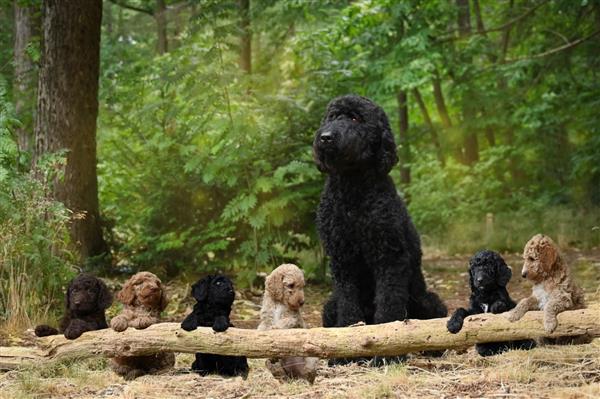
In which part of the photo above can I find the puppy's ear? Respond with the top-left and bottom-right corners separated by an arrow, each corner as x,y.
117,279 -> 136,306
376,122 -> 398,175
497,264 -> 512,287
265,271 -> 284,302
538,236 -> 558,272
65,279 -> 74,311
96,278 -> 113,310
192,277 -> 210,303
468,266 -> 475,290
159,285 -> 169,311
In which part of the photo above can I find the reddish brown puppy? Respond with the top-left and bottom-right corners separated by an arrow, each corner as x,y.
110,272 -> 175,380
505,234 -> 585,333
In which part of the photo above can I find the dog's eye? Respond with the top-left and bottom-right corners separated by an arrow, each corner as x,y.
215,281 -> 221,286
286,283 -> 295,289
528,257 -> 535,262
351,117 -> 360,123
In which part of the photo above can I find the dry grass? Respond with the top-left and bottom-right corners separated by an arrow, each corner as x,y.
1,339 -> 598,399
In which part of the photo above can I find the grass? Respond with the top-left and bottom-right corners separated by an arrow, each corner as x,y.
1,341 -> 598,398
0,249 -> 598,398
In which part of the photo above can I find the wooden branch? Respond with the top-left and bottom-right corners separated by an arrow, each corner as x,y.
108,0 -> 154,16
2,305 -> 599,370
505,29 -> 600,62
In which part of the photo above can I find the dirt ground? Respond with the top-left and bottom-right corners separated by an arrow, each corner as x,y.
1,249 -> 599,398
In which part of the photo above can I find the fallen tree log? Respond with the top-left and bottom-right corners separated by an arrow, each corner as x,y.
1,305 -> 598,370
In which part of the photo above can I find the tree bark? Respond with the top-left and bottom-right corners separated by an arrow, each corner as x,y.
412,88 -> 445,166
432,78 -> 452,129
34,0 -> 108,260
13,0 -> 39,154
456,0 -> 479,165
155,0 -> 168,54
2,305 -> 598,370
397,90 -> 410,185
239,0 -> 251,73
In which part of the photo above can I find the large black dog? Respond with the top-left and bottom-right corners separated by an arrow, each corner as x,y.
181,275 -> 249,377
447,250 -> 536,356
314,95 -> 447,334
35,273 -> 112,340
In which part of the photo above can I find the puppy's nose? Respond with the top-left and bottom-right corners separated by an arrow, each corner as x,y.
320,131 -> 333,144
299,299 -> 305,306
476,277 -> 483,284
521,271 -> 528,278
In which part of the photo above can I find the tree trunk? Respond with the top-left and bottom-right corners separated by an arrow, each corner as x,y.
397,90 -> 410,185
432,78 -> 452,129
412,88 -> 445,166
239,0 -> 251,73
155,0 -> 168,54
13,0 -> 39,154
34,0 -> 108,261
2,306 -> 598,370
456,0 -> 479,165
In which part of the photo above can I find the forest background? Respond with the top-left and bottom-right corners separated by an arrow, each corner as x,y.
0,0 -> 599,327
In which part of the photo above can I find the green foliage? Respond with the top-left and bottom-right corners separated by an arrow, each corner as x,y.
0,76 -> 76,330
91,0 -> 600,285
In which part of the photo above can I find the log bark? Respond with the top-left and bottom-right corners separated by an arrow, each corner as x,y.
1,306 -> 598,370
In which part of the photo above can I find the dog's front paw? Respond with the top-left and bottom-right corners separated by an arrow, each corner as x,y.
504,311 -> 519,322
110,316 -> 128,332
489,302 -> 506,314
64,320 -> 87,339
213,317 -> 229,332
446,318 -> 463,334
544,317 -> 558,333
135,316 -> 155,329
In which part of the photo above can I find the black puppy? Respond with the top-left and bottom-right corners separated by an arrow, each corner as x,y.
447,250 -> 536,356
181,275 -> 249,377
35,273 -> 112,340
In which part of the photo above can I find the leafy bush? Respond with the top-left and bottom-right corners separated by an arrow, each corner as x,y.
0,77 -> 76,331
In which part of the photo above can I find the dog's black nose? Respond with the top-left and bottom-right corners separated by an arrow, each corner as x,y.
320,131 -> 333,144
521,271 -> 527,278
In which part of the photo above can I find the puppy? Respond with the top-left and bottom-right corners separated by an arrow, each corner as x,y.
35,273 -> 112,340
181,275 -> 248,377
447,250 -> 535,356
258,264 -> 319,383
110,272 -> 175,380
505,234 -> 586,335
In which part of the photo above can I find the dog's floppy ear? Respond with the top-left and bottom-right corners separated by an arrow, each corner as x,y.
96,278 -> 113,310
117,278 -> 136,306
192,277 -> 210,303
376,118 -> 399,175
65,278 -> 75,311
537,235 -> 558,272
159,284 -> 169,311
265,270 -> 284,302
497,264 -> 512,287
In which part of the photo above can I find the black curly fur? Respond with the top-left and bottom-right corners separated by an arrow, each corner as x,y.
181,275 -> 248,377
34,273 -> 112,340
447,250 -> 536,356
313,95 -> 447,363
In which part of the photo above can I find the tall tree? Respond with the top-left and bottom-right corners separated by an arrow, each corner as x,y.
239,0 -> 251,73
397,90 -> 410,185
456,0 -> 479,165
34,0 -> 108,261
155,0 -> 168,54
13,0 -> 39,154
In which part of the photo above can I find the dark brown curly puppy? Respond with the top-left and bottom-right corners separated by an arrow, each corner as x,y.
34,273 -> 112,340
110,272 -> 175,380
505,234 -> 586,334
